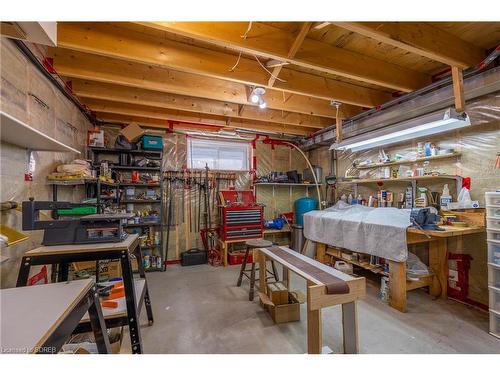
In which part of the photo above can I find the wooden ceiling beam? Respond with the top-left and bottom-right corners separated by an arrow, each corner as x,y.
268,22 -> 312,87
71,79 -> 330,129
137,21 -> 430,92
91,108 -> 314,136
56,22 -> 391,107
49,48 -> 360,118
332,22 -> 485,68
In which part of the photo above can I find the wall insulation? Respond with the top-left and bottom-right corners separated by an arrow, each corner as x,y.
1,39 -> 92,287
308,92 -> 500,306
160,134 -> 309,260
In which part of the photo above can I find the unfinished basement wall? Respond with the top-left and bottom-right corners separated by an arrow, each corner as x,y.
98,127 -> 309,261
160,135 -> 309,261
0,39 -> 92,288
310,92 -> 500,306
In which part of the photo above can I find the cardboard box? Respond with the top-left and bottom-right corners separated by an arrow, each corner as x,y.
120,123 -> 144,142
259,290 -> 305,324
267,282 -> 289,305
72,260 -> 121,281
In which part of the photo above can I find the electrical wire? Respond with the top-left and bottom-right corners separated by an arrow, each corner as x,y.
282,142 -> 323,208
229,52 -> 242,72
253,55 -> 287,83
241,22 -> 253,39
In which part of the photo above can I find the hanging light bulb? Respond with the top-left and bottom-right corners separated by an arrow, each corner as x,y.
250,93 -> 260,103
258,98 -> 267,109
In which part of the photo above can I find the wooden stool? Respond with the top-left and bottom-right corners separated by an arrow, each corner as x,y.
237,239 -> 279,301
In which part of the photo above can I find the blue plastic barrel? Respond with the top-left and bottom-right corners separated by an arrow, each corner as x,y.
294,197 -> 318,226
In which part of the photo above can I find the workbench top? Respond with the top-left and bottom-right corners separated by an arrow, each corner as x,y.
0,279 -> 94,353
407,225 -> 485,238
25,234 -> 139,256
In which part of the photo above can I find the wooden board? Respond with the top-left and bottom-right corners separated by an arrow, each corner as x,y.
25,234 -> 139,256
407,226 -> 484,238
0,279 -> 93,353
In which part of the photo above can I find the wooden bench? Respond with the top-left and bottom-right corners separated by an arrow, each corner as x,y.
257,246 -> 366,354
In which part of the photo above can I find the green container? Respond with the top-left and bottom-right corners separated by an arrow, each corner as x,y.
57,206 -> 97,215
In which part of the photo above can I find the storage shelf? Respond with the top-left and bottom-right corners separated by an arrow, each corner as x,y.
124,222 -> 162,228
337,174 -> 460,185
88,147 -> 162,156
325,250 -> 389,276
1,111 -> 80,153
254,183 -> 322,187
47,178 -> 118,187
111,166 -> 161,171
120,199 -> 161,204
119,183 -> 161,187
355,152 -> 462,170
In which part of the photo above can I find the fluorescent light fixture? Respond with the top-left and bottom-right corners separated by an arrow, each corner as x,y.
330,109 -> 471,152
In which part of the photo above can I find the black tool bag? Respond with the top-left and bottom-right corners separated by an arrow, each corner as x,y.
114,134 -> 137,150
181,249 -> 208,266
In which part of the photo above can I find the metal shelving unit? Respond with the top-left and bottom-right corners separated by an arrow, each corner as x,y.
88,146 -> 165,271
47,178 -> 120,215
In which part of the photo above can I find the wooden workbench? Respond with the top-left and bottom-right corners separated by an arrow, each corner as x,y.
219,227 -> 291,267
258,246 -> 366,354
316,225 -> 485,312
1,279 -> 110,354
16,234 -> 154,354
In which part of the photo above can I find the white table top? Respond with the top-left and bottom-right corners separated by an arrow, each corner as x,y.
0,279 -> 94,353
80,279 -> 146,322
25,234 -> 139,256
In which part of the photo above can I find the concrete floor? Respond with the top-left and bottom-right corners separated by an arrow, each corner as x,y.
125,264 -> 500,354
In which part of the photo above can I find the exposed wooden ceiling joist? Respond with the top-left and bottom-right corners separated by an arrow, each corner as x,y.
94,110 -> 314,136
71,79 -> 330,129
268,22 -> 312,87
56,22 -> 391,107
49,48 -> 360,118
137,21 -> 430,92
332,22 -> 485,68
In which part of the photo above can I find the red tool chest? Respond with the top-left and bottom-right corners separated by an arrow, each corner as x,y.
220,190 -> 263,241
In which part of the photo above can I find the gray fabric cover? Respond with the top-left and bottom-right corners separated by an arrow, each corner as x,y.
303,201 -> 411,262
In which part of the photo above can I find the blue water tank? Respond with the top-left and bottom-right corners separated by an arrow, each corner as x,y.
294,197 -> 318,226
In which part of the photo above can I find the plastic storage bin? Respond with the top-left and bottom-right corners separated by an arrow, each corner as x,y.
490,309 -> 500,339
486,206 -> 500,219
487,229 -> 500,241
487,217 -> 500,231
489,285 -> 500,312
142,135 -> 163,150
489,263 -> 500,288
486,192 -> 500,206
488,240 -> 500,265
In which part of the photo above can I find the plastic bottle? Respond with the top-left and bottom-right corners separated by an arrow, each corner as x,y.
440,184 -> 452,210
347,193 -> 353,204
340,194 -> 347,203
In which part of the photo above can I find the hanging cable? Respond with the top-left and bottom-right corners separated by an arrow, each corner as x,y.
241,22 -> 253,39
229,52 -> 242,72
282,142 -> 323,209
254,55 -> 287,83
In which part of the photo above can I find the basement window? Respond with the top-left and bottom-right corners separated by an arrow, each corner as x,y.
187,138 -> 250,171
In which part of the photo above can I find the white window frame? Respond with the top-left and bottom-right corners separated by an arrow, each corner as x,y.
187,137 -> 251,171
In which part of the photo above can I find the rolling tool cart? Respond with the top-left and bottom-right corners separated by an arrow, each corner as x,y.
219,190 -> 263,241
